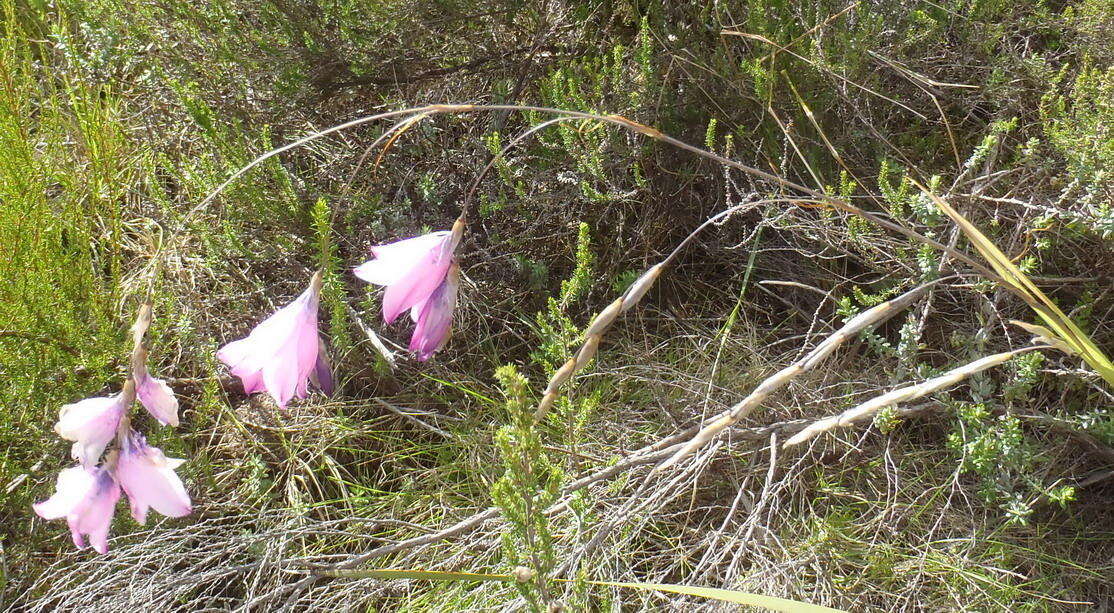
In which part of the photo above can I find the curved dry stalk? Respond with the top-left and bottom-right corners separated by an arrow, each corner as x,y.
332,115 -> 437,228
179,103 -> 1001,282
532,198 -> 812,422
165,105 -> 1018,396
655,278 -> 949,471
154,104 -> 1031,427
460,115 -> 592,221
783,345 -> 1047,448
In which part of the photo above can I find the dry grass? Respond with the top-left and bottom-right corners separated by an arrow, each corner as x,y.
4,1 -> 1114,611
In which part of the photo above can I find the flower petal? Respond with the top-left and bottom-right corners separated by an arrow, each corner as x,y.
218,276 -> 322,408
409,263 -> 459,361
381,245 -> 452,323
409,298 -> 427,323
33,466 -> 95,520
216,336 -> 262,377
35,465 -> 119,554
310,337 -> 335,396
239,369 -> 266,395
117,433 -> 191,524
72,470 -> 120,554
353,231 -> 449,286
261,349 -> 301,408
54,395 -> 125,466
136,374 -> 179,427
353,231 -> 455,324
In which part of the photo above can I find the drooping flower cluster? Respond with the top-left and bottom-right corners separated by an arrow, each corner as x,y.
36,219 -> 467,554
355,219 -> 463,360
34,333 -> 190,554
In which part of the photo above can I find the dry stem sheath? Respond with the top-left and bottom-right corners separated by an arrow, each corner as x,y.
532,266 -> 665,422
530,202 -> 786,422
783,346 -> 1045,447
116,302 -> 155,445
656,279 -> 946,470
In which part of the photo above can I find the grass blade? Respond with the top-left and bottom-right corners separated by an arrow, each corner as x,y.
586,579 -> 845,612
321,568 -> 515,582
919,188 -> 1114,386
318,568 -> 846,611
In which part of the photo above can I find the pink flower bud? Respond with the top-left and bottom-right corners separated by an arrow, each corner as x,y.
135,369 -> 179,427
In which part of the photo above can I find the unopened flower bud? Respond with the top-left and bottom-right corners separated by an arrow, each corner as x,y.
512,566 -> 535,582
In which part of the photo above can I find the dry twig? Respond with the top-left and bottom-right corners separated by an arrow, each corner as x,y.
657,278 -> 948,470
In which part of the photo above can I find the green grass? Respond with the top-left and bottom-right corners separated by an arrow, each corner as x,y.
1,1 -> 129,540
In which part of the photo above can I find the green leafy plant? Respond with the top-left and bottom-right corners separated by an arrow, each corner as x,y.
490,364 -> 563,611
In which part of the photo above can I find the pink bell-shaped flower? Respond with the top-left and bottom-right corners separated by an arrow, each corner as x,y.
133,351 -> 179,427
115,431 -> 191,524
409,261 -> 460,361
217,272 -> 332,408
54,394 -> 127,466
33,465 -> 121,554
354,220 -> 463,324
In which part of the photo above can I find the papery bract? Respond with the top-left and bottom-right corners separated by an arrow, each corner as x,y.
309,337 -> 335,396
354,222 -> 462,324
116,432 -> 191,524
216,273 -> 331,408
33,465 -> 120,554
409,262 -> 460,361
54,395 -> 127,466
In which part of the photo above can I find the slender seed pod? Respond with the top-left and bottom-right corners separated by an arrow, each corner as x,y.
575,334 -> 601,370
620,264 -> 663,312
586,299 -> 624,337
